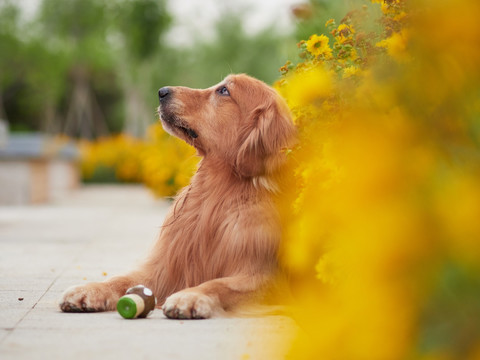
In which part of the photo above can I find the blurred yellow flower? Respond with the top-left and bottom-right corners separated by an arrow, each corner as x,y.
278,66 -> 332,108
342,65 -> 359,78
335,24 -> 355,44
376,29 -> 410,62
315,252 -> 340,284
325,19 -> 335,27
274,0 -> 480,358
79,123 -> 198,197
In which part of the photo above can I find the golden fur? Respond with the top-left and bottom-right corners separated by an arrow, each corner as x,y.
60,74 -> 296,318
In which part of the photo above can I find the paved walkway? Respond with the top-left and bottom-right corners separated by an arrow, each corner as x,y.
0,185 -> 296,360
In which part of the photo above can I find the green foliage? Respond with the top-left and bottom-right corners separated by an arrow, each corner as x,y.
294,0 -> 378,41
418,262 -> 480,357
83,165 -> 118,183
24,39 -> 69,106
115,0 -> 172,61
168,12 -> 294,88
0,0 -> 293,134
0,1 -> 42,125
0,2 -> 22,89
38,0 -> 112,69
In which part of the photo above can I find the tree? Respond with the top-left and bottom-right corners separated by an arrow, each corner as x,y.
111,0 -> 172,137
37,0 -> 114,138
1,0 -> 293,136
0,1 -> 23,123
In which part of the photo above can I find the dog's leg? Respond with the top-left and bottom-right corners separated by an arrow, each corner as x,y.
162,275 -> 268,319
59,273 -> 143,312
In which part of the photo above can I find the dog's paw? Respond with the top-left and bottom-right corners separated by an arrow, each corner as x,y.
59,283 -> 117,313
162,291 -> 219,319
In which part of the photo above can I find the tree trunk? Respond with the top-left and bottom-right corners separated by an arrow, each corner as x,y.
124,86 -> 152,138
64,66 -> 109,139
42,99 -> 59,135
0,91 -> 7,122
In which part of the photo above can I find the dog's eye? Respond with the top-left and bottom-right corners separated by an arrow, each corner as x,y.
216,86 -> 230,96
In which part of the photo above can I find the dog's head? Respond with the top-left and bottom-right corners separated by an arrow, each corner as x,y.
158,74 -> 296,178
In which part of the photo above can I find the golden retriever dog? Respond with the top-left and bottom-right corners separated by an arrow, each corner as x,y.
60,74 -> 296,319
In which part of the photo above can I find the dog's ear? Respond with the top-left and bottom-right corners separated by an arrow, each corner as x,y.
234,99 -> 296,178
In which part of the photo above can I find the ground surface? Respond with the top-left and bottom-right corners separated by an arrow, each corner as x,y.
0,185 -> 296,360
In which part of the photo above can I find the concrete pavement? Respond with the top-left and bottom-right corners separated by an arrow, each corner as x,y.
0,185 -> 297,360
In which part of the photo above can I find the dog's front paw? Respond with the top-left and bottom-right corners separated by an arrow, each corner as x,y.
59,283 -> 117,312
162,291 -> 219,319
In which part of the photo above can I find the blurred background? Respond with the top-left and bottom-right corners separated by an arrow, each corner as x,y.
0,0 -> 360,204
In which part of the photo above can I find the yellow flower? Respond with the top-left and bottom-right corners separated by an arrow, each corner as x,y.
305,34 -> 333,59
325,19 -> 335,27
315,253 -> 340,284
376,29 -> 410,62
342,65 -> 359,78
279,66 -> 333,108
393,11 -> 407,21
78,123 -> 198,197
335,24 -> 355,44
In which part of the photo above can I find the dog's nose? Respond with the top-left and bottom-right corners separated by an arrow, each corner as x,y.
158,87 -> 170,101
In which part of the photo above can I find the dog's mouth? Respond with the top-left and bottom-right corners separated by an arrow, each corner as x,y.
179,125 -> 198,139
158,108 -> 198,140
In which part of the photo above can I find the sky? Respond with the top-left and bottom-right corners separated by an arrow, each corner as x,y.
166,0 -> 300,45
17,0 -> 301,45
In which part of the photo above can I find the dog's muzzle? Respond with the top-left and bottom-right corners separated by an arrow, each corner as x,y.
157,87 -> 198,139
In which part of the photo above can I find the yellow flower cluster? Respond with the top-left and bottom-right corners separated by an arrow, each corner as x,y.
79,124 -> 198,197
79,134 -> 144,183
141,124 -> 198,197
275,0 -> 480,358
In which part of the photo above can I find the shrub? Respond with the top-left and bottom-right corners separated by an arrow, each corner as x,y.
275,0 -> 480,358
79,124 -> 198,197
